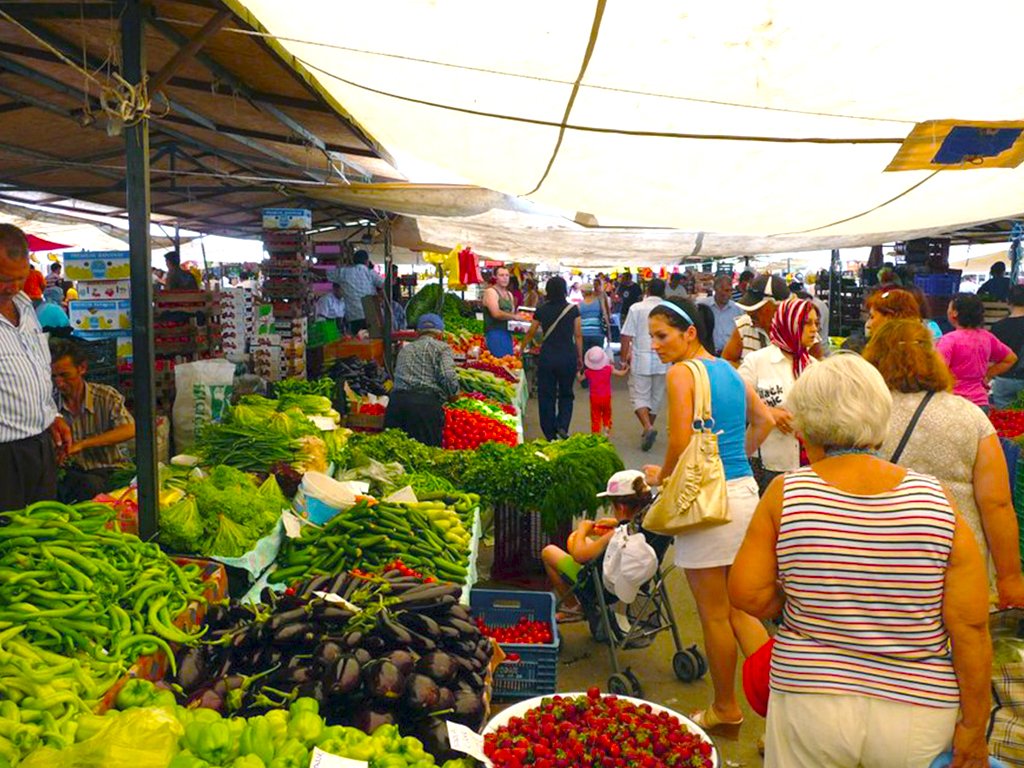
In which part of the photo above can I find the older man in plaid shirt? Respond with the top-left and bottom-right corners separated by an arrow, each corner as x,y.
384,313 -> 459,446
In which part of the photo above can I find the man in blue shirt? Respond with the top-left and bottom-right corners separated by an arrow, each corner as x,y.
978,261 -> 1012,302
699,275 -> 745,355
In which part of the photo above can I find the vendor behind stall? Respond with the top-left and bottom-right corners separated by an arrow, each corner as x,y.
384,313 -> 459,446
50,338 -> 135,502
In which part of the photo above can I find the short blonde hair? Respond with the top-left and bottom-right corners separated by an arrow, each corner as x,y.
785,353 -> 892,450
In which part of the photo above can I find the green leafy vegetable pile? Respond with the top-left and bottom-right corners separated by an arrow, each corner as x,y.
159,465 -> 288,557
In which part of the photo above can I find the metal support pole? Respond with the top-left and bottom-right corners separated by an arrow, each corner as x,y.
381,218 -> 394,369
122,0 -> 158,540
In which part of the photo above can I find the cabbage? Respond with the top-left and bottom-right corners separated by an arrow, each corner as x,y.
157,496 -> 206,553
207,514 -> 252,557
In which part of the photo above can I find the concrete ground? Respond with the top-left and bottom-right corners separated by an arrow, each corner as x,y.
477,367 -> 764,767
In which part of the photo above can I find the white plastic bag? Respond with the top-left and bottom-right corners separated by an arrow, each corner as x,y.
172,359 -> 235,454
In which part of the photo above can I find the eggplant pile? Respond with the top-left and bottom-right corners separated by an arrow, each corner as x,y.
172,571 -> 493,761
331,356 -> 390,397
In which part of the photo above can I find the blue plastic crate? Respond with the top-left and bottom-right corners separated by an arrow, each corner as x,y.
470,589 -> 558,700
914,272 -> 961,296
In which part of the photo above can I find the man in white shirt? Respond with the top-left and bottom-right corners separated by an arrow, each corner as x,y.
665,272 -> 688,299
698,275 -> 746,355
315,280 -> 346,328
620,278 -> 670,452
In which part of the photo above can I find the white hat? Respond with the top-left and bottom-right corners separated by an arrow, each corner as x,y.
596,469 -> 648,498
603,527 -> 658,604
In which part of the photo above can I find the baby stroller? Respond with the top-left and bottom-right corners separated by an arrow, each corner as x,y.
560,516 -> 708,698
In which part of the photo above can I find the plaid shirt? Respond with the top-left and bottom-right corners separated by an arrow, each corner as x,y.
392,335 -> 459,400
335,264 -> 383,321
58,382 -> 134,471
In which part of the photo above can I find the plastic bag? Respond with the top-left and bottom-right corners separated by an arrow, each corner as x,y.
19,707 -> 182,768
172,359 -> 235,454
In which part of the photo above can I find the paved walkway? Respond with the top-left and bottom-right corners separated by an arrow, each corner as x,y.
482,370 -> 764,766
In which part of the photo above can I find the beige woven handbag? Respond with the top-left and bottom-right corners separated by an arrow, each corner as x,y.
643,360 -> 730,536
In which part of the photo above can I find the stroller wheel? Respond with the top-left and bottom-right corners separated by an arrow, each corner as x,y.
673,649 -> 699,682
608,671 -> 641,697
690,645 -> 708,678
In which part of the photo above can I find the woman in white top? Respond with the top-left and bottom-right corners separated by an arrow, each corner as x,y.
739,298 -> 819,493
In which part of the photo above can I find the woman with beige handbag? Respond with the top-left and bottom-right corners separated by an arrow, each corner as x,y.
642,297 -> 775,732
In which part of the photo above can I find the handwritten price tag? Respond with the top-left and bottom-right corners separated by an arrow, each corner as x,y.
446,721 -> 492,766
309,747 -> 367,768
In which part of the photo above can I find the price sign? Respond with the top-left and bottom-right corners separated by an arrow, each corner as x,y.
309,747 -> 367,768
446,721 -> 492,766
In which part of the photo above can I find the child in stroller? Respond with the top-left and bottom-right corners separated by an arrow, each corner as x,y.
541,469 -> 652,624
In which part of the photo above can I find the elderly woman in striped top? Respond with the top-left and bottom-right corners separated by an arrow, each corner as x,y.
729,354 -> 991,768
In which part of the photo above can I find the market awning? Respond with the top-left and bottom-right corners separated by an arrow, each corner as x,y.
235,0 -> 1024,252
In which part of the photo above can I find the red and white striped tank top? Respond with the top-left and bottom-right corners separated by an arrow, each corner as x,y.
770,467 -> 959,708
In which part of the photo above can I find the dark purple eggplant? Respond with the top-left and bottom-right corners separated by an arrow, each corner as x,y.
354,706 -> 396,734
295,679 -> 327,706
445,617 -> 477,637
416,651 -> 457,684
377,613 -> 413,645
437,625 -> 460,641
316,640 -> 346,667
327,655 -> 361,696
452,690 -> 485,728
344,631 -> 364,649
465,672 -> 484,689
204,603 -> 230,630
448,604 -> 471,621
413,716 -> 458,762
176,646 -> 209,694
398,612 -> 441,639
312,602 -> 354,625
268,606 -> 310,631
300,574 -> 332,599
188,686 -> 226,713
272,622 -> 318,647
362,659 -> 405,701
436,687 -> 455,712
363,634 -> 388,654
353,648 -> 371,665
403,673 -> 440,713
272,664 -> 316,686
385,649 -> 416,676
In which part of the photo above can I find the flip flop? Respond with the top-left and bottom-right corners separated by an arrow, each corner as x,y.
641,429 -> 657,452
556,609 -> 585,624
690,706 -> 744,730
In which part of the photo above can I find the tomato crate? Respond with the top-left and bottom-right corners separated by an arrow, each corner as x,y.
470,589 -> 558,700
492,503 -> 572,579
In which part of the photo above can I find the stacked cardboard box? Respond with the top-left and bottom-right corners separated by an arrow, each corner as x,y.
66,251 -> 131,386
220,286 -> 254,363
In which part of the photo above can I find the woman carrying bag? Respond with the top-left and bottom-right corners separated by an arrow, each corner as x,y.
642,297 -> 774,731
522,276 -> 583,440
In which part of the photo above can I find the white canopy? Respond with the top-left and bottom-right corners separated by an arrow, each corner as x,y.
234,0 -> 1024,256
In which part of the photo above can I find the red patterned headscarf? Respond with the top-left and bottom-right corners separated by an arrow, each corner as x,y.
769,298 -> 816,379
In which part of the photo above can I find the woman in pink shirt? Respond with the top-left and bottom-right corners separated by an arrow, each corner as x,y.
936,293 -> 1017,410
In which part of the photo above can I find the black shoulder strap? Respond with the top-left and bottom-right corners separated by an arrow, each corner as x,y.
890,391 -> 935,463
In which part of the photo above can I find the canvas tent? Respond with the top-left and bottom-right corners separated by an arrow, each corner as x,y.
233,0 -> 1024,256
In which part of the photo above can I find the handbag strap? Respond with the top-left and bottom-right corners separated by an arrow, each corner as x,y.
541,303 -> 574,344
889,391 -> 934,463
682,359 -> 713,428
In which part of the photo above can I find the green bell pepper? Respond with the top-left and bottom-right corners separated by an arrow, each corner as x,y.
231,756 -> 267,768
263,709 -> 289,745
114,679 -> 158,710
395,736 -> 429,763
343,739 -> 378,762
286,711 -> 322,747
268,738 -> 308,768
316,724 -> 368,757
372,756 -> 409,768
184,720 -> 234,765
152,689 -> 179,709
167,751 -> 211,768
288,697 -> 319,718
370,724 -> 401,752
239,715 -> 276,764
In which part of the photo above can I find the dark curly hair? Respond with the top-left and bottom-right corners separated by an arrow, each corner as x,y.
950,293 -> 985,329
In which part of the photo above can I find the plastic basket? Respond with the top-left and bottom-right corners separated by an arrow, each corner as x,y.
72,335 -> 118,368
470,589 -> 558,700
492,503 -> 572,578
914,272 -> 961,296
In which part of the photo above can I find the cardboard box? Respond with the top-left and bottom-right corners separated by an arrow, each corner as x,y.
76,280 -> 131,300
64,251 -> 131,281
69,299 -> 131,331
262,208 -> 312,230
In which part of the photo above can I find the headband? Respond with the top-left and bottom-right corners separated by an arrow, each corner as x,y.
657,301 -> 694,326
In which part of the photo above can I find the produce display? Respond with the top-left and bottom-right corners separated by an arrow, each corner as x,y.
340,431 -> 622,530
456,368 -> 515,405
478,351 -> 522,370
444,332 -> 485,358
272,376 -> 336,399
158,466 -> 289,557
170,573 -> 492,759
19,693 -> 473,768
270,498 -> 473,586
484,689 -> 715,768
443,407 -> 518,451
460,361 -> 518,383
0,500 -> 209,766
991,408 -> 1024,439
475,615 -> 554,645
331,356 -> 390,397
407,284 -> 483,336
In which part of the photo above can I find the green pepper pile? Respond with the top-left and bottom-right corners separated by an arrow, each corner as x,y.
0,500 -> 209,766
19,684 -> 474,768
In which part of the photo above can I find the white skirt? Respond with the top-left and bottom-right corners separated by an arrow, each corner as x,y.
673,476 -> 759,569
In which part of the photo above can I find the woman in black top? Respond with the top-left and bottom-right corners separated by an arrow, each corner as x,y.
522,277 -> 583,440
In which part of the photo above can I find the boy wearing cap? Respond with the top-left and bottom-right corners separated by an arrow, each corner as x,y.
541,470 -> 653,623
384,313 -> 459,446
579,346 -> 629,436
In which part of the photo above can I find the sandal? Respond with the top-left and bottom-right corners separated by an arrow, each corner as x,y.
690,706 -> 744,730
556,609 -> 585,624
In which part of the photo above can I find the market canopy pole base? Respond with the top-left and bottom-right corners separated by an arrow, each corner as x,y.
122,0 -> 158,541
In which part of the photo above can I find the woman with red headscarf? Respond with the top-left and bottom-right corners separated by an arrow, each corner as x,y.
739,298 -> 819,493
